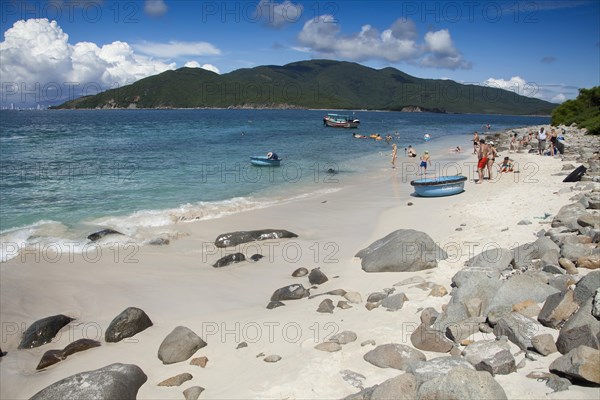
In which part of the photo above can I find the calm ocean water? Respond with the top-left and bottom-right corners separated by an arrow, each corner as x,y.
0,109 -> 549,260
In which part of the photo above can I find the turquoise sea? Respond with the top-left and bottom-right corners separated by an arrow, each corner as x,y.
0,109 -> 549,261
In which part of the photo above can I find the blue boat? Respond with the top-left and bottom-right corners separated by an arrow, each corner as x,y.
410,175 -> 467,197
250,155 -> 281,167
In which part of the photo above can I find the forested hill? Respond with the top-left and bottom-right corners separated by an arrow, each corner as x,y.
53,59 -> 556,115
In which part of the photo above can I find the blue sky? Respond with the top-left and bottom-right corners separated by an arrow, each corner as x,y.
1,0 -> 599,106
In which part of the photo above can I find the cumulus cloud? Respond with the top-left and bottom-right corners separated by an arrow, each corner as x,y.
184,61 -> 220,74
132,40 -> 221,58
144,0 -> 168,17
0,19 -> 181,104
482,76 -> 577,102
256,0 -> 304,28
297,16 -> 470,69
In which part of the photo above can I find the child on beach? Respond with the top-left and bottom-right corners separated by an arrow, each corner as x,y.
420,151 -> 430,175
499,156 -> 514,172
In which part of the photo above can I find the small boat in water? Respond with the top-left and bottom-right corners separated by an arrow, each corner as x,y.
323,113 -> 360,128
410,175 -> 467,197
250,152 -> 281,166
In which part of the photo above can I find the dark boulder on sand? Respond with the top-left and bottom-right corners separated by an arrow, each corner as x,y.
215,229 -> 298,248
270,284 -> 309,301
18,314 -> 74,350
213,253 -> 246,268
30,363 -> 147,400
105,307 -> 153,343
355,229 -> 447,273
36,338 -> 101,370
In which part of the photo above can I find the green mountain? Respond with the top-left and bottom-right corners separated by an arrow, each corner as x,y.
551,86 -> 600,134
53,60 -> 556,115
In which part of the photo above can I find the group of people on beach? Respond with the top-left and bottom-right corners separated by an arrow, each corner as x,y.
473,131 -> 516,183
391,143 -> 429,173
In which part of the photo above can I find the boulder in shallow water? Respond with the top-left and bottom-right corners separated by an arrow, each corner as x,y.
87,228 -> 123,242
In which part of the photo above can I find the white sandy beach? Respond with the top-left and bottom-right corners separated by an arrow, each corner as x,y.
1,127 -> 599,399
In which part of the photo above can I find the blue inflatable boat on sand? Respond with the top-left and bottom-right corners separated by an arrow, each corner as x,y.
410,175 -> 467,197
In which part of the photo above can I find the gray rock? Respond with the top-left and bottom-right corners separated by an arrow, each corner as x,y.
367,292 -> 388,303
532,333 -> 558,356
462,339 -> 516,376
355,229 -> 447,273
578,213 -> 600,228
236,342 -> 248,349
18,314 -> 74,350
30,363 -> 146,400
264,354 -> 281,363
393,276 -> 426,287
512,237 -> 560,269
518,220 -> 532,225
337,301 -> 353,309
445,317 -> 484,342
105,307 -> 153,343
561,243 -> 596,261
158,326 -> 207,365
493,312 -> 542,350
344,292 -> 362,304
292,267 -> 309,277
420,307 -> 440,326
487,274 -> 560,313
317,299 -> 335,313
270,284 -> 308,301
148,237 -> 170,246
369,373 -> 417,400
183,386 -> 205,400
417,368 -> 508,400
556,297 -> 600,354
577,254 -> 600,270
361,340 -> 376,347
549,274 -> 578,291
538,290 -> 579,328
407,356 -> 475,388
381,293 -> 407,311
559,257 -> 579,274
411,323 -> 454,353
340,369 -> 366,389
266,301 -> 285,309
573,270 -> 600,305
363,343 -> 426,370
550,345 -> 600,385
36,339 -> 101,370
314,342 -> 342,352
552,203 -> 588,230
546,375 -> 571,392
212,252 -> 245,268
330,331 -> 358,345
467,247 -> 514,272
158,372 -> 193,387
215,229 -> 298,248
308,268 -> 329,285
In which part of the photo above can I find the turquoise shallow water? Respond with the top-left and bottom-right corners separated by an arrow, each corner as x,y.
0,109 -> 549,260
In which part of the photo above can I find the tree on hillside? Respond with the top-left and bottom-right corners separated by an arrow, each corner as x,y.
551,87 -> 600,135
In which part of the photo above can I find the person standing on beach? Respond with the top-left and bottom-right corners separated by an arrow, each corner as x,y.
538,127 -> 547,155
476,139 -> 488,184
420,151 -> 430,175
549,129 -> 558,156
472,131 -> 479,154
486,142 -> 498,181
391,143 -> 397,168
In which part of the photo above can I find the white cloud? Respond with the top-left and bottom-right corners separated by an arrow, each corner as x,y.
0,19 -> 177,104
552,93 -> 566,103
144,0 -> 168,17
256,0 -> 304,28
297,17 -> 470,69
482,76 -> 578,102
133,40 -> 221,58
184,61 -> 220,74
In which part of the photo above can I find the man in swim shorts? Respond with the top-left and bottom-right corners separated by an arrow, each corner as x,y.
477,139 -> 488,184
